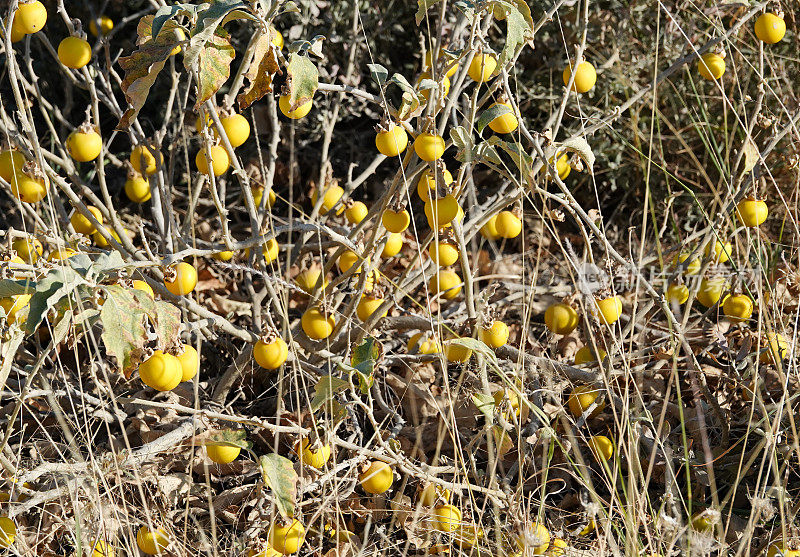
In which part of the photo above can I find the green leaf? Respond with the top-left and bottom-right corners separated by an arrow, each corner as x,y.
237,32 -> 281,109
117,42 -> 173,129
476,103 -> 512,134
25,268 -> 86,335
397,91 -> 423,122
100,285 -> 149,376
416,0 -> 445,25
389,73 -> 416,96
149,4 -> 197,40
450,126 -> 476,163
194,30 -> 236,109
453,0 -> 477,19
0,279 -> 33,298
259,453 -> 298,519
445,336 -> 497,362
285,53 -> 319,111
472,392 -> 496,422
367,63 -> 388,87
152,299 -> 182,351
487,136 -> 534,185
492,0 -> 533,66
208,428 -> 252,450
310,375 -> 349,412
351,338 -> 381,394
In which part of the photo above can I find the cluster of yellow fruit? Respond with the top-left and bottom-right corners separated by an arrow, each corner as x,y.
136,344 -> 198,392
5,0 -> 47,43
544,294 -> 624,338
697,12 -> 786,81
194,109 -> 252,177
0,148 -> 49,204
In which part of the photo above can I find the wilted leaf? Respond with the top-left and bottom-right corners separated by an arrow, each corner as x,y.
0,279 -> 33,298
476,103 -> 512,134
472,392 -> 496,421
559,137 -> 595,173
492,0 -> 533,66
194,30 -> 236,108
183,0 -> 248,70
742,137 -> 759,173
450,126 -> 476,163
486,136 -> 534,185
25,268 -> 86,335
208,428 -> 252,450
285,53 -> 319,110
152,299 -> 182,351
117,42 -> 174,129
311,375 -> 349,412
100,285 -> 149,376
367,63 -> 388,87
148,4 -> 196,40
259,453 -> 298,519
0,327 -> 23,392
237,32 -> 281,109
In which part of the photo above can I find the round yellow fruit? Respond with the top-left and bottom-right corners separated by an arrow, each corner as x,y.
89,15 -> 113,37
138,351 -> 182,392
736,197 -> 768,227
424,195 -> 460,228
0,517 -> 14,548
164,262 -> 198,296
356,295 -> 387,322
544,303 -> 578,335
480,320 -> 509,349
253,337 -> 289,369
11,237 -> 42,263
574,346 -> 606,365
487,102 -> 518,134
568,385 -> 605,418
205,442 -> 241,464
754,13 -> 785,44
311,184 -> 344,215
136,526 -> 169,555
58,36 -> 92,69
269,520 -> 305,554
67,128 -> 103,162
375,125 -> 408,157
432,504 -> 462,533
594,295 -> 623,325
722,294 -> 753,323
429,269 -> 462,300
195,145 -> 230,176
295,268 -> 327,293
382,208 -> 411,233
428,241 -> 459,266
125,175 -> 151,203
698,53 -> 725,80
467,53 -> 497,83
10,170 -> 48,203
15,1 -> 47,34
444,338 -> 472,362
381,233 -> 403,258
70,206 -> 103,235
345,201 -> 369,224
0,150 -> 26,182
130,145 -> 162,175
417,167 -> 453,202
414,133 -> 446,162
563,60 -> 596,93
279,95 -> 313,119
760,332 -> 789,365
176,344 -> 199,382
359,461 -> 393,494
218,113 -> 250,148
696,277 -> 726,308
704,239 -> 732,264
295,438 -> 332,469
495,210 -> 522,238
588,435 -> 614,462
667,283 -> 690,305
302,307 -> 336,340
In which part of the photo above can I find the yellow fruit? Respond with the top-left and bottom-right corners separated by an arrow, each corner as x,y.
195,145 -> 230,176
252,186 -> 277,209
594,295 -> 623,325
425,48 -> 457,78
382,208 -> 411,233
125,175 -> 151,203
205,442 -> 241,464
0,294 -> 31,324
673,252 -> 701,275
480,320 -> 509,349
211,251 -> 234,262
15,1 -> 47,34
136,526 -> 169,555
480,214 -> 500,240
337,250 -> 361,273
218,113 -> 250,148
70,206 -> 103,235
698,53 -> 725,80
467,53 -> 497,82
754,13 -> 785,44
271,26 -> 284,49
419,72 -> 450,103
554,153 -> 571,180
767,544 -> 800,557
690,510 -> 720,533
89,15 -> 113,37
47,248 -> 75,262
138,351 -> 182,391
253,337 -> 289,369
444,338 -> 472,362
574,346 -> 606,365
258,238 -> 279,264
67,128 -> 103,162
550,538 -> 569,556
544,303 -> 578,335
0,150 -> 26,182
375,125 -> 409,157
429,269 -> 462,300
279,95 -> 313,119
295,268 -> 328,293
722,294 -> 753,323
414,133 -> 446,162
89,540 -> 115,556
588,435 -> 614,462
311,184 -> 344,215
408,333 -> 440,354
736,197 -> 768,227
163,262 -> 197,296
563,60 -> 596,93
0,517 -> 12,548
58,36 -> 92,69
696,277 -> 726,308
345,201 -> 369,224
487,102 -> 518,134
568,385 -> 605,418
667,283 -> 690,304
704,240 -> 732,264
424,195 -> 460,228
130,145 -> 162,175
295,438 -> 332,469
131,280 -> 154,298
176,344 -> 198,382
302,307 -> 336,340
428,241 -> 459,266
495,210 -> 522,238
381,233 -> 403,258
10,170 -> 48,203
416,483 -> 451,506
8,18 -> 26,42
359,461 -> 393,494
528,522 -> 550,555
493,388 -> 521,419
760,332 -> 789,365
417,167 -> 453,202
92,226 -> 121,249
269,520 -> 305,554
12,237 -> 42,263
432,504 -> 462,533
356,295 -> 387,322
